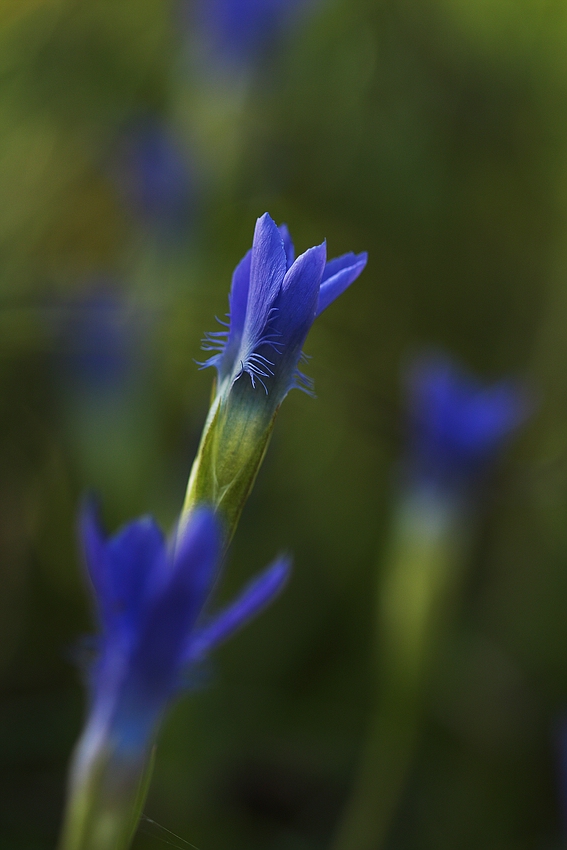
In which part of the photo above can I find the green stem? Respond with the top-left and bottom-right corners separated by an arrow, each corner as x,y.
331,493 -> 465,850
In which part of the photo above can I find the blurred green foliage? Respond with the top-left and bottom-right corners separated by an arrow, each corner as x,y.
2,0 -> 567,848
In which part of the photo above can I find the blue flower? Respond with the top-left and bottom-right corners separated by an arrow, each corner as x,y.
76,504 -> 289,765
59,504 -> 288,848
202,212 -> 367,403
190,0 -> 314,72
181,212 -> 366,539
57,282 -> 144,393
405,355 -> 529,495
117,119 -> 195,240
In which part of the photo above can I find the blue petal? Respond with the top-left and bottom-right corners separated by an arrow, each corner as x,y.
106,516 -> 166,629
184,556 -> 291,662
321,252 -> 360,283
218,249 -> 252,379
264,241 -> 326,394
80,501 -> 114,631
278,241 -> 327,337
229,250 -> 252,347
241,240 -> 326,399
170,508 -> 223,625
278,223 -> 295,269
316,251 -> 367,316
125,509 -> 222,704
240,213 -> 287,361
80,503 -> 165,636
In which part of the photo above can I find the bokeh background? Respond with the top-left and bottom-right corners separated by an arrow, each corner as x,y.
2,0 -> 567,848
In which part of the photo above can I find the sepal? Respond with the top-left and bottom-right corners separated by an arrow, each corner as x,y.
181,384 -> 279,545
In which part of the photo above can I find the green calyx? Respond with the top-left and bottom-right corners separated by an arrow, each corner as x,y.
57,741 -> 155,850
182,379 -> 279,547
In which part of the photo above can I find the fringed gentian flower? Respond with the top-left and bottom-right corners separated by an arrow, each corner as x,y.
182,212 -> 367,539
405,354 -> 529,501
58,505 -> 289,850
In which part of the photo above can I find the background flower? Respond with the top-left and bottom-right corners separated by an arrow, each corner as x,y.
188,0 -> 315,74
405,354 -> 529,497
114,118 -> 197,243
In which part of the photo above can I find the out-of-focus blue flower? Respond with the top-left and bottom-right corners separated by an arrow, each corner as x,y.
405,355 -> 529,495
57,282 -> 143,394
117,119 -> 195,239
202,212 -> 367,404
79,504 -> 288,758
190,0 -> 314,72
60,505 -> 289,849
52,281 -> 161,516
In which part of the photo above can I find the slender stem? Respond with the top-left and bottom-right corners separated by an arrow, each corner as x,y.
330,492 -> 465,850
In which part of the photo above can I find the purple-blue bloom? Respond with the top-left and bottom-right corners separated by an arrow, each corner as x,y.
182,212 -> 366,539
58,505 -> 288,848
77,505 -> 289,760
117,119 -> 195,239
57,282 -> 143,393
190,0 -> 313,71
202,212 -> 367,403
405,355 -> 529,495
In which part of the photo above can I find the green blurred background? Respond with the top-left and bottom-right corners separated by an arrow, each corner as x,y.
2,0 -> 567,847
